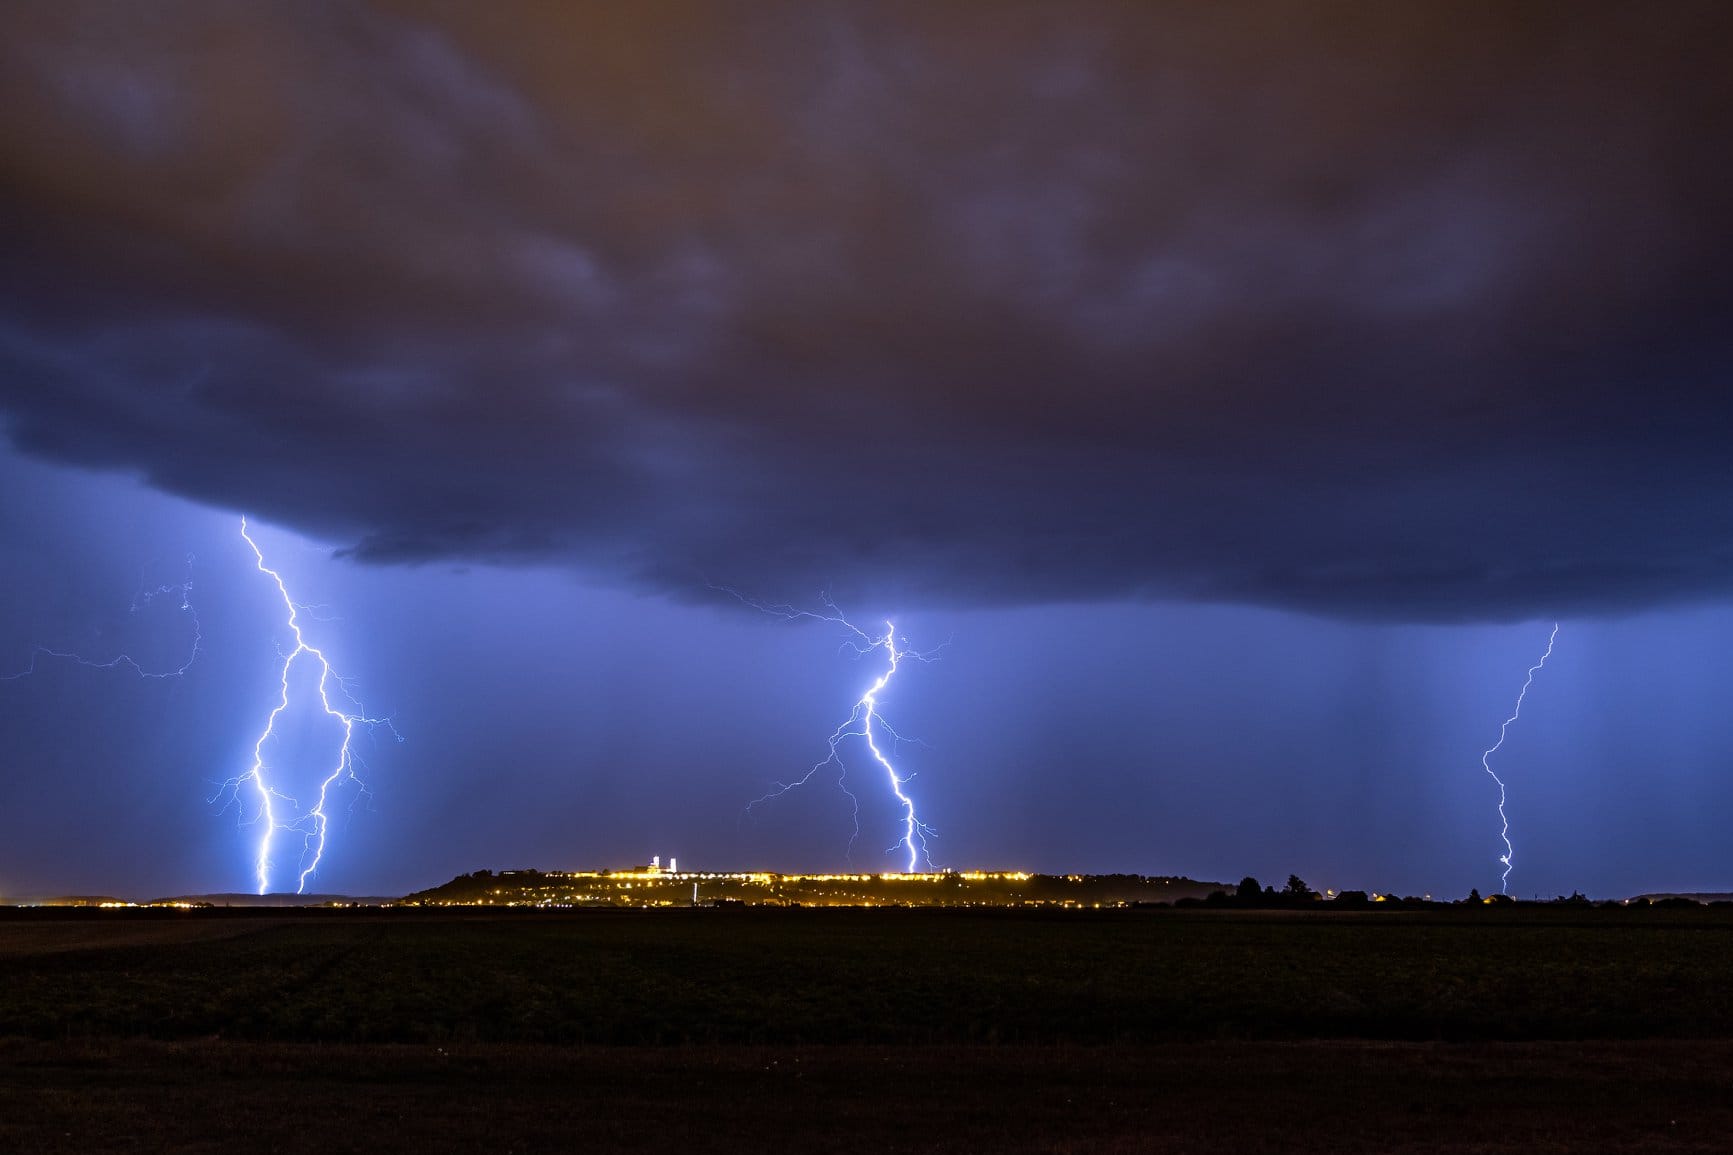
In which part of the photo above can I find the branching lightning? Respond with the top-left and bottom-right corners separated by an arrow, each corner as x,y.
736,595 -> 943,872
218,517 -> 399,895
1,555 -> 202,682
1479,622 -> 1558,895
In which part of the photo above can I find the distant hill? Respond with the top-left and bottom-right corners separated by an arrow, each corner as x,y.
1632,892 -> 1733,905
406,868 -> 1232,908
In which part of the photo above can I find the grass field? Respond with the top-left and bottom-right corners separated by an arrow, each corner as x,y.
3,906 -> 1731,1151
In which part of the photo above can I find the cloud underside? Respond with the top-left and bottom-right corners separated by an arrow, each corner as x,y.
2,2 -> 1730,621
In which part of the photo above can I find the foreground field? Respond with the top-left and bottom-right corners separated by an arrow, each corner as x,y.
3,907 -> 1731,1151
5,1037 -> 1731,1154
4,906 -> 1732,1044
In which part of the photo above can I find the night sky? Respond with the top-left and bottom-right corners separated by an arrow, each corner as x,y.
2,3 -> 1731,900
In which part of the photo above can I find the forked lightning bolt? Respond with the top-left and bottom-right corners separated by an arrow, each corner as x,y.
1479,622 -> 1558,895
220,517 -> 398,895
740,596 -> 942,872
2,556 -> 202,681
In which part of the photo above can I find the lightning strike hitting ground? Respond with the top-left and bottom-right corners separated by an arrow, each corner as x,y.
737,595 -> 943,872
1479,622 -> 1559,895
2,555 -> 202,682
220,517 -> 398,895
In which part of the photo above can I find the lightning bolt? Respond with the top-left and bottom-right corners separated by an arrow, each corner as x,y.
218,517 -> 399,895
738,595 -> 942,873
2,555 -> 201,681
1479,622 -> 1558,895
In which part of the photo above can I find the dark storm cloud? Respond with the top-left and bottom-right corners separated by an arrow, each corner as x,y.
2,1 -> 1730,621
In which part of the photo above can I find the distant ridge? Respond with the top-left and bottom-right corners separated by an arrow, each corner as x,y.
1632,892 -> 1733,905
406,868 -> 1232,908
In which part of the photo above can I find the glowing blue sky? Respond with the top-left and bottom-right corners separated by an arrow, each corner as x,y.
3,446 -> 1729,899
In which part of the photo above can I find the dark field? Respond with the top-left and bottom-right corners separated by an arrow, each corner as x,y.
4,907 -> 1732,1151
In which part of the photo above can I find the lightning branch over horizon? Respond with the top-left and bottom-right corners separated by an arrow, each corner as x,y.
1479,622 -> 1559,895
1,555 -> 202,682
217,517 -> 399,895
732,594 -> 944,872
